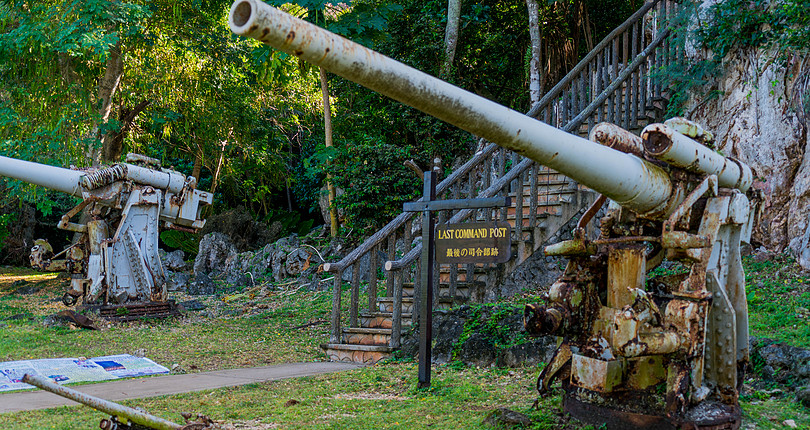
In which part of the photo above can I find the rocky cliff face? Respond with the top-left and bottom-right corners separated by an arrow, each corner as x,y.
684,19 -> 809,265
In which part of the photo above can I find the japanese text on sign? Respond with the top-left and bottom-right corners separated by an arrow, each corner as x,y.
435,221 -> 511,264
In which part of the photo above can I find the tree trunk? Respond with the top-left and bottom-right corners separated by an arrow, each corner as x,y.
192,151 -> 203,182
320,67 -> 339,237
101,100 -> 150,162
526,0 -> 542,105
89,39 -> 125,164
210,141 -> 227,195
442,0 -> 462,76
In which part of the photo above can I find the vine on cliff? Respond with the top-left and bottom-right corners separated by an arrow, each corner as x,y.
661,0 -> 810,118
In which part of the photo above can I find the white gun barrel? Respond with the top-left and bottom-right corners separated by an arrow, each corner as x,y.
642,124 -> 753,192
0,155 -> 84,197
228,0 -> 676,215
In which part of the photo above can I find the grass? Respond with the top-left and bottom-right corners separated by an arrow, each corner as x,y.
744,253 -> 810,348
0,253 -> 809,429
2,363 -> 577,430
0,267 -> 333,370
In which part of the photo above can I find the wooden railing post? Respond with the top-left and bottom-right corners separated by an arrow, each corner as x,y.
391,269 -> 403,349
368,244 -> 378,313
350,263 -> 360,327
331,271 -> 342,343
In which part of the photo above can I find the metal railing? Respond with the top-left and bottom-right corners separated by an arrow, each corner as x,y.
323,0 -> 680,348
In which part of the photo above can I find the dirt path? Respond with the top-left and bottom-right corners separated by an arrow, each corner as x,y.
0,362 -> 361,413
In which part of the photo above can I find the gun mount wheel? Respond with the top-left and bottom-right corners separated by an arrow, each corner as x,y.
62,292 -> 79,307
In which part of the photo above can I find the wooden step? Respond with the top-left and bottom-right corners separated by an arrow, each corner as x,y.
402,282 -> 474,299
360,311 -> 413,329
438,271 -> 488,284
507,216 -> 552,229
321,343 -> 394,364
377,297 -> 414,313
436,296 -> 468,310
342,327 -> 400,346
510,185 -> 575,200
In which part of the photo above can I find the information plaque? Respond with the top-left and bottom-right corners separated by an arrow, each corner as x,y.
435,221 -> 512,264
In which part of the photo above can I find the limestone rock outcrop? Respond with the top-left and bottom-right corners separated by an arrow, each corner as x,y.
685,8 -> 808,265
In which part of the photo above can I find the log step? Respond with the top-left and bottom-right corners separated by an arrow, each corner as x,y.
321,343 -> 394,364
360,312 -> 413,329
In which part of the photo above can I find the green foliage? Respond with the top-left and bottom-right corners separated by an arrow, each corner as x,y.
265,208 -> 315,237
159,229 -> 201,256
326,137 -> 420,231
452,304 -> 528,362
0,212 -> 14,252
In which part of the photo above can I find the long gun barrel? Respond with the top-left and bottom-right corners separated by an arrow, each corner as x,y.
0,155 -> 194,197
0,156 -> 84,197
229,0 -> 685,215
22,373 -> 182,430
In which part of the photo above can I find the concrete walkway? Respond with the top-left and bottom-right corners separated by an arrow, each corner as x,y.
0,362 -> 361,413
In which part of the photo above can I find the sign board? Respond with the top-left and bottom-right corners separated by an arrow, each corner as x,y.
435,221 -> 512,264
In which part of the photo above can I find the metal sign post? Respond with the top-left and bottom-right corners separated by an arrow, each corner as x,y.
403,171 -> 510,388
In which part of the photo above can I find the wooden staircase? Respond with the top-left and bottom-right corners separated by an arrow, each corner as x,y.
320,0 -> 682,364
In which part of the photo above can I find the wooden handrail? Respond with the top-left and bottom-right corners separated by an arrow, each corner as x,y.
526,0 -> 663,119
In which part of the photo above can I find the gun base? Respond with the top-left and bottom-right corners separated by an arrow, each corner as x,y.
563,389 -> 742,430
78,300 -> 180,322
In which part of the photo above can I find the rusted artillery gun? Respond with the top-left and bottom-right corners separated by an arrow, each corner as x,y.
0,153 -> 211,318
22,373 -> 216,429
228,1 -> 752,428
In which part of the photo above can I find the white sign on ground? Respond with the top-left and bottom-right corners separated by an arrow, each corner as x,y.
0,354 -> 169,392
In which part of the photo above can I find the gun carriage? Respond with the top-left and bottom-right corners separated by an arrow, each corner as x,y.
0,153 -> 212,318
228,1 -> 752,428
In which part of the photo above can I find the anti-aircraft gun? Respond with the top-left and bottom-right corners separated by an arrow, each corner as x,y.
0,153 -> 212,318
227,1 -> 753,428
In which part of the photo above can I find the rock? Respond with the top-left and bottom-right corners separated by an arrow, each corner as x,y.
483,407 -> 532,428
13,285 -> 40,295
796,387 -> 810,408
200,207 -> 284,252
285,248 -> 311,277
783,419 -> 797,428
133,349 -> 146,358
760,343 -> 791,369
457,333 -> 497,367
179,300 -> 207,311
431,313 -> 466,363
187,273 -> 216,295
162,249 -> 187,272
42,313 -> 73,328
193,233 -> 237,276
684,28 -> 809,263
400,305 -> 557,368
751,338 -> 810,385
494,204 -> 593,302
270,235 -> 300,282
318,185 -> 345,226
502,338 -> 557,368
167,272 -> 191,292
